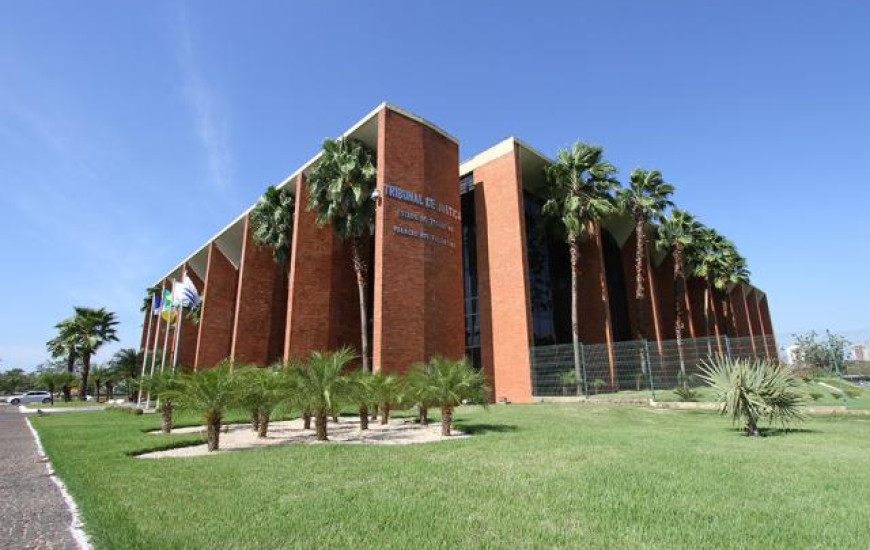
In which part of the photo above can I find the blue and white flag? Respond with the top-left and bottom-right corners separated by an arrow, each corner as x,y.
172,274 -> 201,308
151,293 -> 162,315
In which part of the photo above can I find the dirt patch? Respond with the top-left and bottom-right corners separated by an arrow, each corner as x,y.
138,416 -> 467,459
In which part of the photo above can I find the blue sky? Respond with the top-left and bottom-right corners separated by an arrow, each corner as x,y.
1,1 -> 868,369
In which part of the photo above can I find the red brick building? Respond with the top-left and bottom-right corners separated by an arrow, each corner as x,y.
142,103 -> 776,403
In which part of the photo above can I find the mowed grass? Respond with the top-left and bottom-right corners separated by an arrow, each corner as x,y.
32,404 -> 870,549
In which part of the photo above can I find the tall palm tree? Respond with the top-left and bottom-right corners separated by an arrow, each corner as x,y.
297,348 -> 354,441
712,245 -> 750,339
691,226 -> 732,350
417,356 -> 488,436
167,362 -> 240,451
250,185 -> 296,264
615,169 -> 674,343
306,138 -> 377,372
655,209 -> 701,382
542,143 -> 619,383
46,317 -> 80,402
69,307 -> 119,400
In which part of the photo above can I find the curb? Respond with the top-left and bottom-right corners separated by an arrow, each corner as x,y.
24,417 -> 91,550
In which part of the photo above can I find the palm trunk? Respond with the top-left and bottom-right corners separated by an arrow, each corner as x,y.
351,237 -> 370,373
315,411 -> 328,441
569,234 -> 584,392
106,383 -> 114,401
419,404 -> 429,426
206,412 -> 222,451
673,245 -> 687,384
257,412 -> 269,438
359,404 -> 369,430
634,214 -> 649,376
64,353 -> 74,402
380,403 -> 390,425
746,416 -> 759,437
79,353 -> 91,400
251,408 -> 261,432
95,384 -> 100,403
332,412 -> 339,423
708,282 -> 723,354
302,409 -> 311,430
161,399 -> 173,434
440,406 -> 453,436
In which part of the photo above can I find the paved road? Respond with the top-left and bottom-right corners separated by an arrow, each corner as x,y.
0,403 -> 78,550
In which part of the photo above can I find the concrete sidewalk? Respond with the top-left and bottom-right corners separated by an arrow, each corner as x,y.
0,403 -> 80,549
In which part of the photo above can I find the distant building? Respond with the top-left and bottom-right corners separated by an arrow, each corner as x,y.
786,344 -> 801,365
851,344 -> 868,362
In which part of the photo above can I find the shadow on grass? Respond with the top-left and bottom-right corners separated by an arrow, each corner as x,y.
126,439 -> 204,457
725,426 -> 821,438
455,423 -> 519,435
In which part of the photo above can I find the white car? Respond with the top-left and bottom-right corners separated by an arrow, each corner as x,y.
6,391 -> 53,405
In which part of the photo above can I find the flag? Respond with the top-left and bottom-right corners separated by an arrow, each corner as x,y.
151,293 -> 162,315
161,287 -> 176,323
172,273 -> 201,308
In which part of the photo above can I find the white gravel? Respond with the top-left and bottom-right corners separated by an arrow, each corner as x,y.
138,416 -> 467,459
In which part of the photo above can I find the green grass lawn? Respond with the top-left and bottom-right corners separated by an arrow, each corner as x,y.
32,404 -> 870,549
24,400 -> 108,408
589,379 -> 870,409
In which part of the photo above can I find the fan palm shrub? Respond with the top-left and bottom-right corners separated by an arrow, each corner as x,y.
420,356 -> 488,436
168,362 -> 240,451
237,365 -> 293,438
307,138 -> 377,372
369,371 -> 404,425
250,185 -> 296,264
616,169 -> 674,344
297,348 -> 354,441
90,365 -> 109,402
542,143 -> 619,388
699,356 -> 805,436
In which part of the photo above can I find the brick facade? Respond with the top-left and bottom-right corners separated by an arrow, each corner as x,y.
372,108 -> 464,376
194,243 -> 238,369
176,266 -> 204,368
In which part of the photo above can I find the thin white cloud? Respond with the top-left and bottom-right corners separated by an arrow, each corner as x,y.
176,6 -> 234,191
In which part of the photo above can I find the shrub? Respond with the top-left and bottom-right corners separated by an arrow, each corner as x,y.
700,356 -> 805,436
673,386 -> 699,402
106,405 -> 143,415
591,378 -> 607,395
828,389 -> 844,400
807,391 -> 824,402
843,385 -> 863,399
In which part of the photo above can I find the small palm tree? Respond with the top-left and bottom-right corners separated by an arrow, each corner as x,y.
237,365 -> 293,438
405,363 -> 437,425
69,307 -> 119,400
37,370 -> 76,405
655,209 -> 702,381
369,371 -> 404,425
250,185 -> 296,264
700,356 -> 805,436
137,371 -> 182,434
168,362 -> 240,451
542,143 -> 619,387
307,138 -> 377,372
419,357 -> 488,436
347,369 -> 376,430
297,348 -> 354,441
90,365 -> 109,402
615,169 -> 674,343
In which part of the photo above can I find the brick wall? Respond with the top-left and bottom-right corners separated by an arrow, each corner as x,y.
470,144 -> 533,403
195,243 -> 238,369
176,267 -> 203,369
373,107 -> 464,376
232,215 -> 286,366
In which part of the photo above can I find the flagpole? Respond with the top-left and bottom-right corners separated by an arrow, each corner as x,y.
146,282 -> 166,407
137,304 -> 155,407
156,280 -> 175,410
171,278 -> 184,375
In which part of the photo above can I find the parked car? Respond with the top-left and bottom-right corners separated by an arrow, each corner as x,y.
6,391 -> 53,405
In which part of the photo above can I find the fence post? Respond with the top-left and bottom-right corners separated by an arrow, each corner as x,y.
579,343 -> 589,397
724,335 -> 732,359
644,339 -> 656,402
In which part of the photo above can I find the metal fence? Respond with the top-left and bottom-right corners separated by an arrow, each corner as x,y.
531,335 -> 778,398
